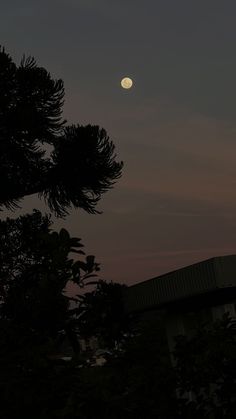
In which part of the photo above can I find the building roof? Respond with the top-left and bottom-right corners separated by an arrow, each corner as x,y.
124,255 -> 236,313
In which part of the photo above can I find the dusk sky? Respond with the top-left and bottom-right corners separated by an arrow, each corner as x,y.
2,0 -> 236,285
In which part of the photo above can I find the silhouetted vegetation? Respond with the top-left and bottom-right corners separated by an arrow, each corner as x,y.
0,46 -> 123,216
174,313 -> 236,418
0,211 -> 100,416
74,280 -> 129,350
1,211 -> 236,418
0,210 -> 131,418
1,46 -> 236,419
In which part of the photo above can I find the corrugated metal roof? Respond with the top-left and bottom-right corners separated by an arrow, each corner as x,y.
124,255 -> 236,313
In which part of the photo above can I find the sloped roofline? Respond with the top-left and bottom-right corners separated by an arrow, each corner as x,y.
124,255 -> 236,313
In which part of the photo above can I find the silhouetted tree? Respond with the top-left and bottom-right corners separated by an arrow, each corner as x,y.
0,210 -> 100,365
74,280 -> 129,350
66,311 -> 179,419
119,310 -> 178,418
0,47 -> 123,216
174,313 -> 236,418
0,211 -> 179,419
0,210 -> 102,418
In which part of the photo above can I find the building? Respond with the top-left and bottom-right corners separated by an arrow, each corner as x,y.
123,255 -> 236,356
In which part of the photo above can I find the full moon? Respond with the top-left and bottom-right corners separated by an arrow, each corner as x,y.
121,77 -> 133,89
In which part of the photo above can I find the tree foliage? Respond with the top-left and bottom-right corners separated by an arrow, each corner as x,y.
174,313 -> 236,418
0,46 -> 123,216
0,210 -> 178,419
0,210 -> 103,418
3,209 -> 236,418
0,210 -> 99,366
54,311 -> 178,419
74,280 -> 129,350
0,45 -> 125,418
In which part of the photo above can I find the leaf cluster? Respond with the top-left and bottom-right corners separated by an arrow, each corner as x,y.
174,313 -> 236,417
0,47 -> 123,216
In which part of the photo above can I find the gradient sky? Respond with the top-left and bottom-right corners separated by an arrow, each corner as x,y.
2,0 -> 236,285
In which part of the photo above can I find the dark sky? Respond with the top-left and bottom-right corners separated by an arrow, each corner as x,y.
2,0 -> 236,285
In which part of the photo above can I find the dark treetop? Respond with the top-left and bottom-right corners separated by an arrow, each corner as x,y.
0,47 -> 123,217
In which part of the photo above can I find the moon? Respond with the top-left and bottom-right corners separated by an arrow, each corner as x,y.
121,77 -> 133,89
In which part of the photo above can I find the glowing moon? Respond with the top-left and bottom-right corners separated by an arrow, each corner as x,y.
121,77 -> 133,89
